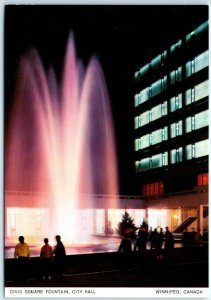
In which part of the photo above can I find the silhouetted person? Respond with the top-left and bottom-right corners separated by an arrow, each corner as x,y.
164,227 -> 174,264
53,235 -> 66,276
148,227 -> 153,243
14,236 -> 30,282
150,228 -> 159,261
134,221 -> 148,266
195,228 -> 202,242
157,228 -> 164,259
40,238 -> 53,280
118,234 -> 132,270
190,227 -> 197,242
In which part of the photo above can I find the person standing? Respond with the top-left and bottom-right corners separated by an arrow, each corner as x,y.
164,227 -> 174,263
14,236 -> 30,282
40,238 -> 53,280
53,235 -> 66,277
134,221 -> 148,266
118,234 -> 132,270
157,228 -> 164,259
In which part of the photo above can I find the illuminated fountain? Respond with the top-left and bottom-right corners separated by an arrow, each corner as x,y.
5,33 -> 120,248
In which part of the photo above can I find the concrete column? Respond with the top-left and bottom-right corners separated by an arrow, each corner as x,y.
104,208 -> 108,236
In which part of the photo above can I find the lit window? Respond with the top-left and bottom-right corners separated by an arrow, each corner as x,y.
140,134 -> 150,149
195,140 -> 209,158
170,120 -> 183,138
138,152 -> 168,172
171,147 -> 183,164
143,181 -> 164,196
170,66 -> 182,85
186,110 -> 209,133
186,140 -> 208,160
198,173 -> 208,186
170,94 -> 182,112
170,39 -> 182,53
186,80 -> 208,105
140,110 -> 150,127
186,50 -> 209,78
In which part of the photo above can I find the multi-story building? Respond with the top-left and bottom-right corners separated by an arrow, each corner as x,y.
133,21 -> 209,232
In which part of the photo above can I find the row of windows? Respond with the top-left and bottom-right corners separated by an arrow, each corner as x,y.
185,80 -> 209,105
135,127 -> 168,151
134,21 -> 208,80
135,139 -> 208,172
134,76 -> 167,106
134,101 -> 168,129
197,173 -> 208,186
134,49 -> 208,108
143,182 -> 164,196
134,80 -> 209,129
186,50 -> 209,77
134,50 -> 167,80
142,173 -> 208,196
185,21 -> 208,43
135,110 -> 208,151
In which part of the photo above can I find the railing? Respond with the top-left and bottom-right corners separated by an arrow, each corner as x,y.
5,186 -> 208,201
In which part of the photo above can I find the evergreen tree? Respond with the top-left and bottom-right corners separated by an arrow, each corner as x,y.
116,211 -> 137,238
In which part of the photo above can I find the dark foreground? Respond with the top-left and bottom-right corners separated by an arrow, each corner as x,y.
5,243 -> 208,287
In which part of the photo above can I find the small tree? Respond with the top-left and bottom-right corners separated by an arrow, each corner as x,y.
116,211 -> 137,238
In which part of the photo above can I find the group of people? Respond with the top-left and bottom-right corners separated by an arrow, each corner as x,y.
118,222 -> 174,267
14,235 -> 66,282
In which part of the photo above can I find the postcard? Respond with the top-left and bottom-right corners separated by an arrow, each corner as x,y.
3,1 -> 209,299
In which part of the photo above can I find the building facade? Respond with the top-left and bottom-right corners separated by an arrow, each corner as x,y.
133,21 -> 208,232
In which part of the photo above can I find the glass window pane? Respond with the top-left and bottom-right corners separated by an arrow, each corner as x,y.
151,129 -> 162,145
195,140 -> 209,158
140,158 -> 150,171
151,104 -> 161,121
140,134 -> 150,149
195,50 -> 209,73
195,110 -> 209,130
151,153 -> 162,168
195,80 -> 209,102
140,110 -> 149,127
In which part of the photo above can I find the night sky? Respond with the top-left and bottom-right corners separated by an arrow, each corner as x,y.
4,5 -> 208,195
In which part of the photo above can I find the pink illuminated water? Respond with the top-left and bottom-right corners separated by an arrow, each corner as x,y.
5,33 -> 119,246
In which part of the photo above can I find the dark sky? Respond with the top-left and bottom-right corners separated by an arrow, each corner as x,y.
4,5 -> 208,195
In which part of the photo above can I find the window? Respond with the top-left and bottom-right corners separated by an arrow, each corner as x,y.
186,110 -> 209,132
161,101 -> 168,116
151,152 -> 168,169
195,140 -> 209,158
140,134 -> 150,149
185,80 -> 208,105
186,50 -> 209,77
143,182 -> 164,196
137,152 -> 168,172
151,54 -> 162,70
139,64 -> 150,77
170,39 -> 182,54
170,66 -> 182,84
151,79 -> 161,97
197,173 -> 208,186
170,94 -> 182,112
171,120 -> 183,138
140,110 -> 150,127
134,116 -> 139,129
151,104 -> 162,121
135,138 -> 141,151
195,110 -> 209,130
186,140 -> 208,160
171,147 -> 183,164
150,126 -> 168,146
139,158 -> 150,171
